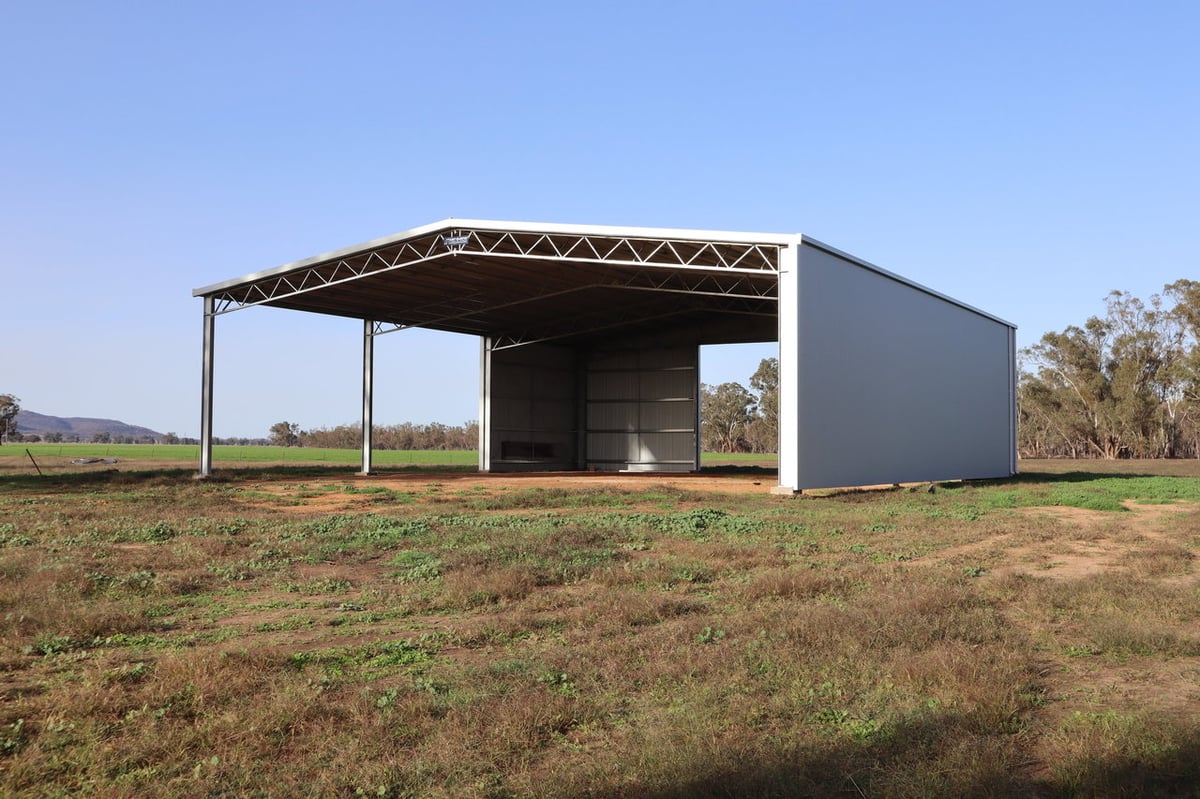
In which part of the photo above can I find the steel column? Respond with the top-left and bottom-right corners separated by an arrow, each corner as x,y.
360,320 -> 374,475
479,337 -> 492,471
1009,325 -> 1018,476
775,242 -> 800,493
199,295 -> 215,477
693,344 -> 702,472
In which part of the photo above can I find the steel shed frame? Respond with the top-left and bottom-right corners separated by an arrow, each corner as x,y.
193,218 -> 1017,491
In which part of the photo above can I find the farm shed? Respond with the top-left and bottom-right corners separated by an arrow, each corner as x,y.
193,219 -> 1017,492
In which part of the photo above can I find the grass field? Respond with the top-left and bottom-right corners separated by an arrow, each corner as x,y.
2,460 -> 1200,797
12,443 -> 477,467
7,444 -> 771,472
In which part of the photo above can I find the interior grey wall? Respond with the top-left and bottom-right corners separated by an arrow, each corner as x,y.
794,243 -> 1014,489
486,343 -> 578,472
483,342 -> 699,473
585,346 -> 698,472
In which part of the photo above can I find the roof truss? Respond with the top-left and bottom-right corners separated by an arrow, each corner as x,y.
202,225 -> 782,317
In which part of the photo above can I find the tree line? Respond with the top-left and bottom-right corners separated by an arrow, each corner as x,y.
1020,280 -> 1200,459
271,420 -> 479,450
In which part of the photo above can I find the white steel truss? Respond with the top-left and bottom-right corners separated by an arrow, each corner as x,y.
202,226 -> 781,316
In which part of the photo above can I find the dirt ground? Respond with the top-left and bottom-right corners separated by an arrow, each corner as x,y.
0,455 -> 942,497
310,469 -> 776,494
934,500 -> 1200,582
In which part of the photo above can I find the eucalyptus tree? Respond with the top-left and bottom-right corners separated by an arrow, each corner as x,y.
1164,279 -> 1200,455
700,382 -> 756,453
269,421 -> 301,447
746,357 -> 779,453
0,394 -> 19,445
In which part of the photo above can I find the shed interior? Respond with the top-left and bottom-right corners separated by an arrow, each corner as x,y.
194,220 -> 786,474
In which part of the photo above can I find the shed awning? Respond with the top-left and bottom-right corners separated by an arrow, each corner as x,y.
193,219 -> 787,348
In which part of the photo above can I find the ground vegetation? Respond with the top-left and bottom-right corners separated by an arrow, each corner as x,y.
2,460 -> 1199,796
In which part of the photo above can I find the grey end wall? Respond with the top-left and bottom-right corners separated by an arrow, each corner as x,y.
483,342 -> 579,472
584,346 -> 699,472
789,242 -> 1015,490
480,341 -> 700,473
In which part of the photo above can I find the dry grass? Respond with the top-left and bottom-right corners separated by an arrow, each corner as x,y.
3,460 -> 1200,797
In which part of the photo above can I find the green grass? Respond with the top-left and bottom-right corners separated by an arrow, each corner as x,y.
15,443 -> 778,469
976,472 -> 1200,511
2,462 -> 1200,797
701,451 -> 778,468
13,442 -> 477,465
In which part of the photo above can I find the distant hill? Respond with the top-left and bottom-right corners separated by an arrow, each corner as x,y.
15,410 -> 164,441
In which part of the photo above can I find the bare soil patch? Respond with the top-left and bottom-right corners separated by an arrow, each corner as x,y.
292,469 -> 772,494
932,500 -> 1200,583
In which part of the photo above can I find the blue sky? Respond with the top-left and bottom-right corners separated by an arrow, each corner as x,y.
4,1 -> 1197,438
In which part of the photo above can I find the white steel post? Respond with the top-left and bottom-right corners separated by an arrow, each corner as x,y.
479,337 -> 492,471
199,295 -> 215,478
1009,325 -> 1018,476
360,320 -> 374,475
693,343 -> 702,472
775,241 -> 800,493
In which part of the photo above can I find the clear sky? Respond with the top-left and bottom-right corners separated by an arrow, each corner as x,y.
4,1 -> 1197,438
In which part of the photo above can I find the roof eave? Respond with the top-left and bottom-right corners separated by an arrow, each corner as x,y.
192,218 -> 796,297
